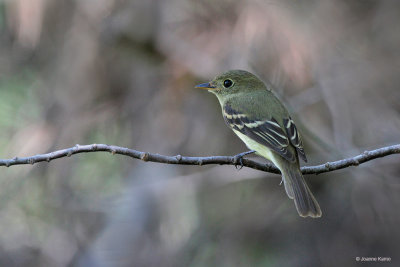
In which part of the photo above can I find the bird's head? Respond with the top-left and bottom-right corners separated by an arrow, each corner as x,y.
195,70 -> 268,96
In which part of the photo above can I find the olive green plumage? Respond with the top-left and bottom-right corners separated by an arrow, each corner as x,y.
196,70 -> 321,218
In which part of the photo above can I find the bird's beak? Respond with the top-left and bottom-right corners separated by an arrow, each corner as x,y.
195,82 -> 216,90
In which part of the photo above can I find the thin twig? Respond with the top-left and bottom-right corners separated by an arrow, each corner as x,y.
0,144 -> 399,175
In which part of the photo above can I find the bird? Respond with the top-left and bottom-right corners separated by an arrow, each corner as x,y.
196,70 -> 321,218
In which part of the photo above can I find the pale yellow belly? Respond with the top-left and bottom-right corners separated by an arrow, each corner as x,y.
233,129 -> 281,170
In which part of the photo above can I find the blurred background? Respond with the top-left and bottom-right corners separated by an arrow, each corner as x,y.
0,0 -> 399,266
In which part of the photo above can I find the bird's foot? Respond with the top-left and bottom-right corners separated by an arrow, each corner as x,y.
233,150 -> 256,170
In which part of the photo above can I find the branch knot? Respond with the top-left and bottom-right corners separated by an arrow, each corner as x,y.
324,162 -> 331,170
140,152 -> 149,161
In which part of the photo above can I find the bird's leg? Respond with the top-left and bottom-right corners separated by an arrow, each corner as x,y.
233,150 -> 256,170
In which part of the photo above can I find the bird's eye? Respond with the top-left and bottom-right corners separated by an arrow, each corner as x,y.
223,79 -> 233,88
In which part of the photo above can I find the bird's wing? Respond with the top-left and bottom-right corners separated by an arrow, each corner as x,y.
223,104 -> 296,162
283,117 -> 307,162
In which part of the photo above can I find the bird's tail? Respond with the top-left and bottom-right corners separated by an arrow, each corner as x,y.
280,161 -> 322,218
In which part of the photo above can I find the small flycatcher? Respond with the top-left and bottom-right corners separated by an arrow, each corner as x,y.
196,70 -> 321,218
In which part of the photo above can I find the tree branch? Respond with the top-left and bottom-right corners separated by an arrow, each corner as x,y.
0,144 -> 399,175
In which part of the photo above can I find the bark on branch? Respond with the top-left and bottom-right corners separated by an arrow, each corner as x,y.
0,144 -> 399,175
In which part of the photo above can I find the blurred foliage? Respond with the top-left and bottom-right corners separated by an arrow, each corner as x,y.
0,0 -> 399,266
0,73 -> 39,132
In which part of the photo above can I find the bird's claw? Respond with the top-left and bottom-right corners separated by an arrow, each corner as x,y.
234,157 -> 244,170
233,150 -> 256,170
